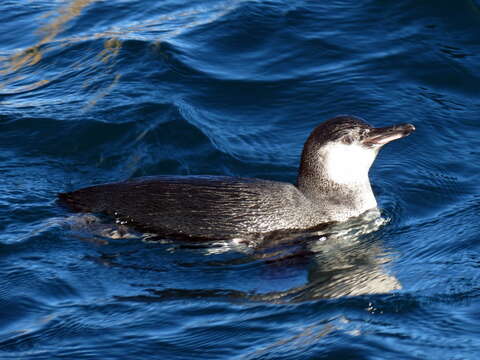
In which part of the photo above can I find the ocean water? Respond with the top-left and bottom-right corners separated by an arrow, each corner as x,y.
1,0 -> 480,359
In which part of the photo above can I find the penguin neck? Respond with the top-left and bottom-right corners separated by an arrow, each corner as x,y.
296,143 -> 378,220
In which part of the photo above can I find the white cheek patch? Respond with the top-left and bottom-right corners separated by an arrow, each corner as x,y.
320,143 -> 377,185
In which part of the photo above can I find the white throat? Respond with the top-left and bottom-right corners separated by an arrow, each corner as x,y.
316,142 -> 379,217
320,143 -> 376,185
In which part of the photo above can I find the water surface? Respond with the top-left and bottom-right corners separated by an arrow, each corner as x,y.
1,0 -> 480,359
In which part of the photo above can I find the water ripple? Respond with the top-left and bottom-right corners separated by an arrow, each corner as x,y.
1,0 -> 480,359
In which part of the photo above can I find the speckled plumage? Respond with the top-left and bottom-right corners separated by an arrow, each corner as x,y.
58,116 -> 415,240
59,175 -> 324,239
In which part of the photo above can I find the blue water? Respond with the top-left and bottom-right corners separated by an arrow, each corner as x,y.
1,0 -> 480,358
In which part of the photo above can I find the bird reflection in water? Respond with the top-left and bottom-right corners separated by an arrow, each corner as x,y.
242,210 -> 401,301
66,209 -> 401,302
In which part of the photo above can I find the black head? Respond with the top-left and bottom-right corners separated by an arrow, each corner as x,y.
298,115 -> 415,189
304,115 -> 415,150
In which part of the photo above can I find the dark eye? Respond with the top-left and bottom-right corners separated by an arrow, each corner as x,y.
342,135 -> 354,144
359,129 -> 369,140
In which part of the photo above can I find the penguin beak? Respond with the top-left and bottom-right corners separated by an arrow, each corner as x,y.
363,123 -> 415,146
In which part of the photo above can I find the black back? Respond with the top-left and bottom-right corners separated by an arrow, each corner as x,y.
59,175 -> 317,240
